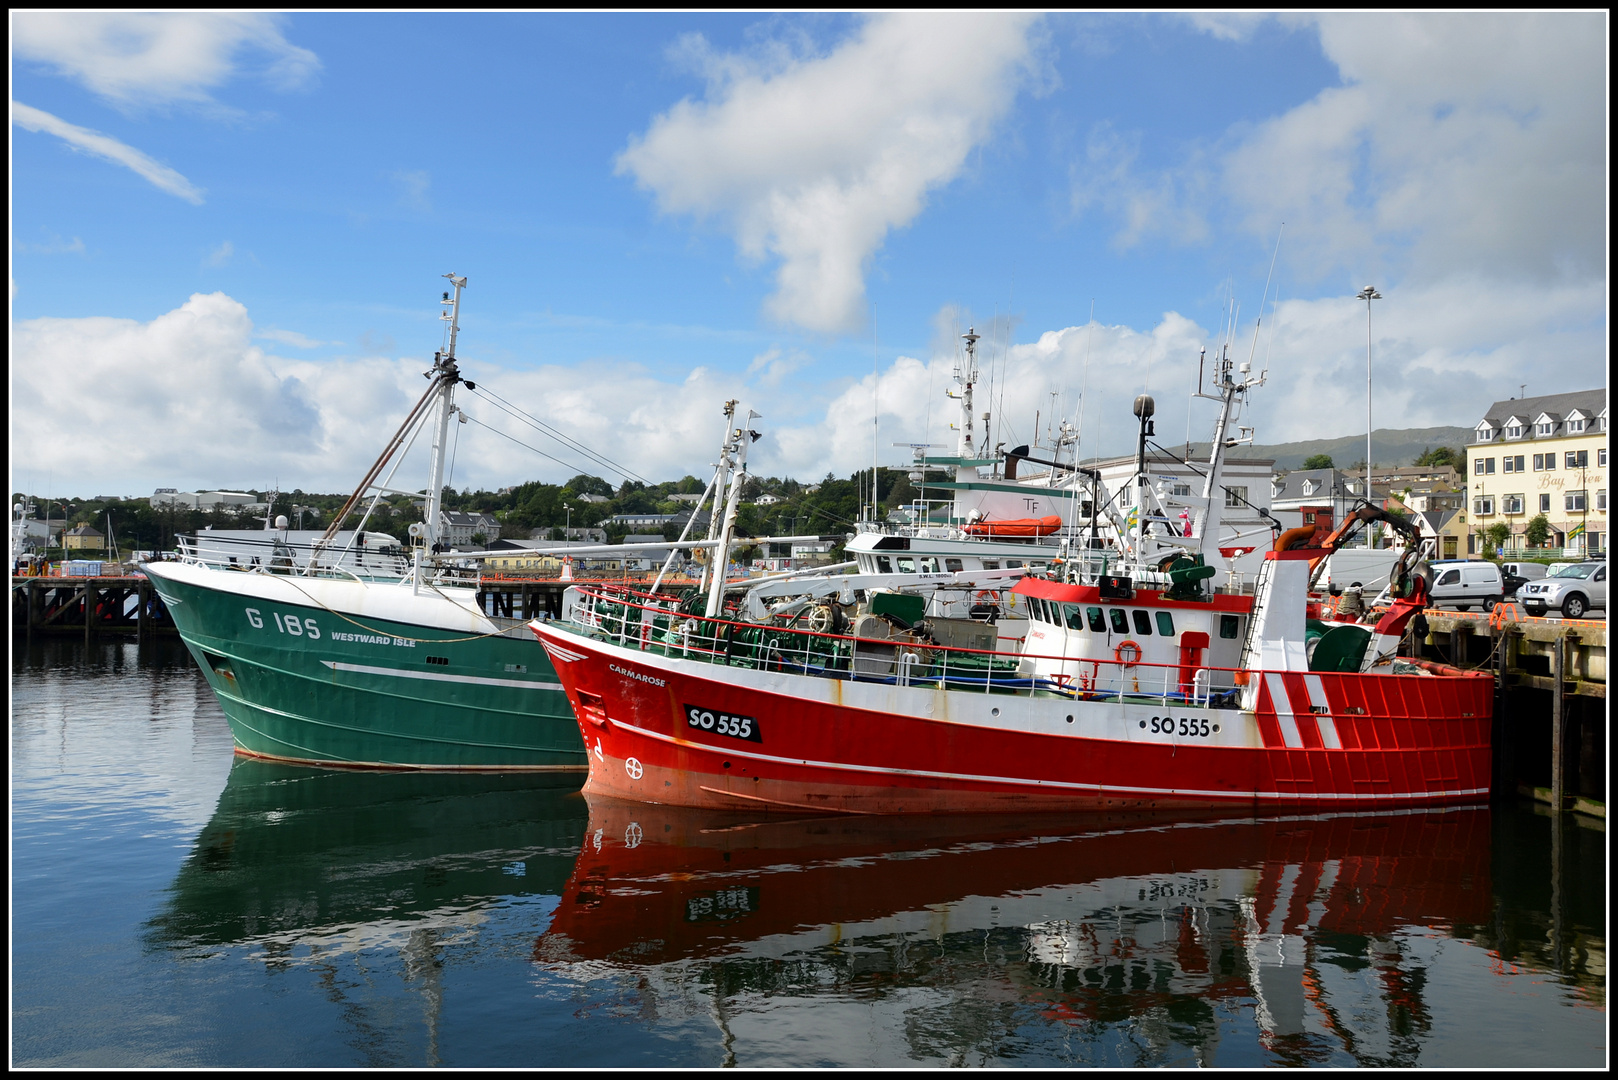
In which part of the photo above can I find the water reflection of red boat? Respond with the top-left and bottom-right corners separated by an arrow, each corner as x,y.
538,797 -> 1491,1061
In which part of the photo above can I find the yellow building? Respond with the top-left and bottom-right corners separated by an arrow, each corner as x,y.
63,524 -> 105,552
1469,389 -> 1607,557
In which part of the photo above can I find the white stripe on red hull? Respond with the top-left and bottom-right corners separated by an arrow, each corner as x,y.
536,625 -> 1492,815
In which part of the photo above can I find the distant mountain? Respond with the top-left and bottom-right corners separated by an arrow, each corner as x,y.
1181,426 -> 1474,472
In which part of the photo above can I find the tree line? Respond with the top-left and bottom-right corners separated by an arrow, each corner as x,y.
14,466 -> 944,556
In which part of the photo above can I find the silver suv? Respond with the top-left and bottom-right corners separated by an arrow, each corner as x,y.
1518,561 -> 1607,619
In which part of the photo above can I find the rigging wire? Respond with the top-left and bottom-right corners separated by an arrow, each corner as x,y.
457,410 -> 628,481
468,383 -> 650,485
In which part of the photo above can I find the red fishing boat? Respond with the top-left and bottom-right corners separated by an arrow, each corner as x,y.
530,353 -> 1492,815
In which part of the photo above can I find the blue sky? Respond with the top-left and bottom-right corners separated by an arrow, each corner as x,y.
11,12 -> 1607,498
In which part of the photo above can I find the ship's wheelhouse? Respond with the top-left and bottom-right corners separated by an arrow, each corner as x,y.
1014,578 -> 1252,687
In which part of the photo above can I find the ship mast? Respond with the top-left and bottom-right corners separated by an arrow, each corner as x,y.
704,404 -> 761,619
955,328 -> 980,478
417,273 -> 467,586
1193,345 -> 1264,575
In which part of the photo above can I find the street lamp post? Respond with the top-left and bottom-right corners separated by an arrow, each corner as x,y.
1357,285 -> 1382,547
564,503 -> 572,539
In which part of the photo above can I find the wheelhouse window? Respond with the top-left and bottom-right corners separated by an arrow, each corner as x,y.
1064,602 -> 1086,630
982,561 -> 999,570
1132,610 -> 1153,635
896,556 -> 916,573
944,558 -> 963,572
1219,614 -> 1240,639
1109,609 -> 1129,634
1087,607 -> 1106,633
875,556 -> 893,573
1155,611 -> 1175,636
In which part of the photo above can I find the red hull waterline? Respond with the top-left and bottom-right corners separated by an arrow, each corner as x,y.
531,623 -> 1493,816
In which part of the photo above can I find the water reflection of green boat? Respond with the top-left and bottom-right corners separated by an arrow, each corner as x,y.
146,757 -> 587,955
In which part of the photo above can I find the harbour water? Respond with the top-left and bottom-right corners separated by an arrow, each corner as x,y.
11,637 -> 1607,1068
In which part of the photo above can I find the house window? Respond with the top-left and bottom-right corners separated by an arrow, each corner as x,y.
1171,483 -> 1192,497
1474,458 -> 1495,475
1224,486 -> 1247,508
1533,453 -> 1548,471
1540,494 -> 1552,513
1598,489 -> 1607,512
1503,494 -> 1524,514
1567,417 -> 1586,433
1566,450 -> 1589,469
1505,424 -> 1524,439
1503,455 -> 1524,473
1566,490 -> 1587,512
1476,427 -> 1494,442
1536,420 -> 1556,436
1600,449 -> 1608,467
1474,496 -> 1494,515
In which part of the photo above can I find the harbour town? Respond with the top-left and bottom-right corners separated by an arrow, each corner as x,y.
12,11 -> 1605,1071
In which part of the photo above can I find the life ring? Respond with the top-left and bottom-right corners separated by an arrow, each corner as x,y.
1114,639 -> 1142,668
974,589 -> 998,603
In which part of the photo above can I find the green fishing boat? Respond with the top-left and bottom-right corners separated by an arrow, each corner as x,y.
143,274 -> 583,770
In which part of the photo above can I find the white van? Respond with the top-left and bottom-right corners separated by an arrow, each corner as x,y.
1427,560 -> 1504,612
1500,562 -> 1549,583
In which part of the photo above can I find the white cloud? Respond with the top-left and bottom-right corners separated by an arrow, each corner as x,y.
394,169 -> 432,213
14,285 -> 1602,500
11,12 -> 320,110
204,240 -> 234,267
10,293 -> 407,494
15,232 -> 85,255
11,102 -> 206,204
618,13 -> 1045,334
255,328 -> 326,349
1123,13 -> 1606,289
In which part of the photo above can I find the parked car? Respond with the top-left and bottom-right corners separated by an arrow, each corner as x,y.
1518,562 -> 1607,619
1426,560 -> 1505,612
1500,562 -> 1548,598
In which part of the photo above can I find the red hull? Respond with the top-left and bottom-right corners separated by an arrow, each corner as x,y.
532,624 -> 1493,815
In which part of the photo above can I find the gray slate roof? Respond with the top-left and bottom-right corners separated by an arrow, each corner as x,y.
1477,388 -> 1606,439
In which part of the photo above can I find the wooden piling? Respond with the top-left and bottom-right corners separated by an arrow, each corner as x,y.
1551,637 -> 1568,812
